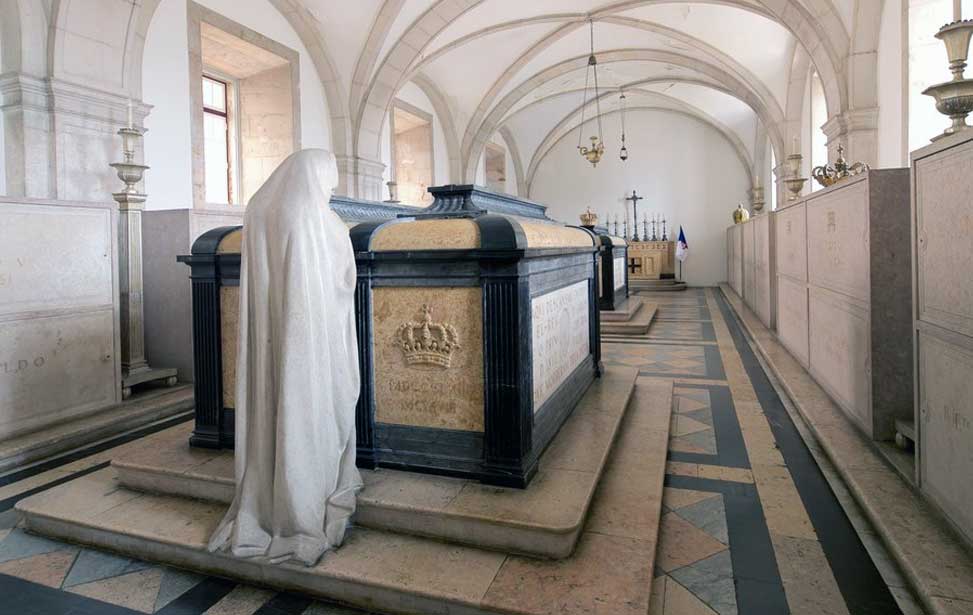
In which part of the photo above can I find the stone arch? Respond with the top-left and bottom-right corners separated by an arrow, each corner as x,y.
409,73 -> 462,184
465,49 -> 785,183
524,91 -> 755,191
453,14 -> 781,179
356,0 -> 849,178
49,0 -> 352,159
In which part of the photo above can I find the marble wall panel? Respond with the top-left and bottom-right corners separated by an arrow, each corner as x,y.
774,203 -> 807,282
0,309 -> 117,439
918,330 -> 973,544
0,201 -> 114,316
776,275 -> 809,366
372,287 -> 485,432
806,181 -> 870,303
743,221 -> 757,305
752,215 -> 775,329
221,286 -> 239,408
531,280 -> 590,411
727,226 -> 744,296
808,287 -> 872,433
914,145 -> 973,339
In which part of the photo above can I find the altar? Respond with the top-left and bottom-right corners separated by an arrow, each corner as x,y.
627,240 -> 676,280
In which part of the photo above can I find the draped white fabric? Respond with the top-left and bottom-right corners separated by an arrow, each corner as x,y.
208,149 -> 362,566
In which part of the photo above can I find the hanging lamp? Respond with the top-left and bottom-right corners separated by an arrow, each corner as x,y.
619,89 -> 629,161
577,20 -> 605,167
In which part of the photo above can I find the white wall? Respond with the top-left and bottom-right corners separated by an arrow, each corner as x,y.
141,0 -> 332,210
530,109 -> 750,286
878,0 -> 906,168
381,81 -> 451,200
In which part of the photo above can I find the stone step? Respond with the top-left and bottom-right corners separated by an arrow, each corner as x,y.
630,280 -> 687,292
112,366 -> 638,560
16,378 -> 674,615
600,297 -> 643,322
601,302 -> 656,335
0,385 -> 194,475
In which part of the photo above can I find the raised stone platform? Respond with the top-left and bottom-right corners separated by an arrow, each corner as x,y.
16,372 -> 673,615
630,279 -> 687,292
600,298 -> 656,335
113,366 -> 638,559
0,385 -> 194,474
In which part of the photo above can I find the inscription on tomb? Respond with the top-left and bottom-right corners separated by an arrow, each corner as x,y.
373,287 -> 485,432
613,257 -> 626,290
532,280 -> 590,411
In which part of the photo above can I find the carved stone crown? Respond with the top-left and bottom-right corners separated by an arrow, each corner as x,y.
395,305 -> 461,369
579,207 -> 598,227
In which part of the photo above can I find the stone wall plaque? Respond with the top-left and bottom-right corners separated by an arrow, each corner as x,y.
613,256 -> 625,290
0,309 -> 117,439
775,203 -> 807,282
918,331 -> 973,544
806,181 -> 870,303
808,287 -> 871,429
532,280 -> 590,411
776,275 -> 809,366
373,287 -> 485,432
753,215 -> 775,328
0,202 -> 114,316
743,221 -> 757,304
915,145 -> 973,339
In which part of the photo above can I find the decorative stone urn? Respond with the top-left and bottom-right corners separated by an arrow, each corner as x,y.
924,20 -> 973,140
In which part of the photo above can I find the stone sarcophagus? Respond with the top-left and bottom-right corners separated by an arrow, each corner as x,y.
352,186 -> 601,487
180,187 -> 600,488
596,233 -> 628,311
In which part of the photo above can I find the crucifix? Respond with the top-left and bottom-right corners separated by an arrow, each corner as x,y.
625,190 -> 644,241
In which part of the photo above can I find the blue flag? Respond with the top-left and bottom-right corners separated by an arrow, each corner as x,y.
676,226 -> 688,262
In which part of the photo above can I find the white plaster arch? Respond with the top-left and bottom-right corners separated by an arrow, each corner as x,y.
409,72 -> 462,183
524,90 -> 755,190
349,0 -> 407,121
356,0 -> 850,174
465,48 -> 785,183
49,0 -> 353,158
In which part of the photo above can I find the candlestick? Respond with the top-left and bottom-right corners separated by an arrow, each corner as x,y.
792,135 -> 799,155
127,98 -> 133,130
954,0 -> 961,21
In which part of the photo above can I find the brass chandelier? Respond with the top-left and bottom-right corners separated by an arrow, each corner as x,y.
577,20 -> 605,167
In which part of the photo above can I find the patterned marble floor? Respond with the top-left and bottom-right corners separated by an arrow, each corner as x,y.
0,287 -> 923,614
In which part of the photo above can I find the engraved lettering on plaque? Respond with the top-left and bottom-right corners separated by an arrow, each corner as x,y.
613,257 -> 625,290
531,280 -> 590,411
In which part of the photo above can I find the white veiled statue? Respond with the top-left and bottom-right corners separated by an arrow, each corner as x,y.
208,149 -> 362,566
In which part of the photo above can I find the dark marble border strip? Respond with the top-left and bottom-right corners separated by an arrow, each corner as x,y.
714,291 -> 902,615
156,577 -> 237,614
0,461 -> 111,512
253,592 -> 314,614
664,474 -> 789,614
0,413 -> 194,488
668,384 -> 750,469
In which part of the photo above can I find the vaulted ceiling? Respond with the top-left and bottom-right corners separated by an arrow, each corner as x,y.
267,0 -> 861,186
